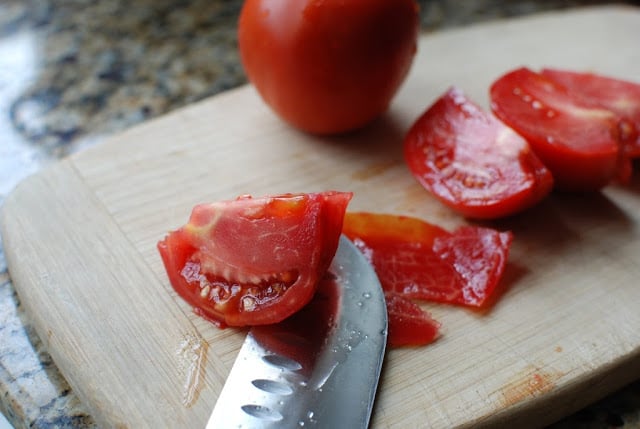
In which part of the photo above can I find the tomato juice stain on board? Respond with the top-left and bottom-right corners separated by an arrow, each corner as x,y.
499,365 -> 564,409
351,159 -> 400,181
175,332 -> 208,408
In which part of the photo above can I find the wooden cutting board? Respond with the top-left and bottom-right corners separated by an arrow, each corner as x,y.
3,6 -> 640,428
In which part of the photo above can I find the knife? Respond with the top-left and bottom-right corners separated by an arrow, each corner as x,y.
206,235 -> 388,428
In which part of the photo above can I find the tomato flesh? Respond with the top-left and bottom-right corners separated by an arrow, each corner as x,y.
541,68 -> 640,158
490,67 -> 629,191
238,0 -> 420,134
404,87 -> 553,219
342,212 -> 513,307
384,292 -> 440,347
158,191 -> 352,327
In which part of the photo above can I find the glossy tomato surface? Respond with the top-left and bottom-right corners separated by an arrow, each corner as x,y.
342,212 -> 513,308
384,292 -> 440,347
157,191 -> 352,327
490,67 -> 629,191
404,87 -> 553,219
541,68 -> 640,158
238,0 -> 419,134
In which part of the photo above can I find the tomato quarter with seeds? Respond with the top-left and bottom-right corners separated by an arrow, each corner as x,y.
404,87 -> 553,219
158,191 -> 352,327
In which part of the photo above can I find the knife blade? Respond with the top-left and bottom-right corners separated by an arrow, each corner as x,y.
207,235 -> 388,428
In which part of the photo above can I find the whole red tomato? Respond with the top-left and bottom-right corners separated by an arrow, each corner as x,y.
238,0 -> 420,135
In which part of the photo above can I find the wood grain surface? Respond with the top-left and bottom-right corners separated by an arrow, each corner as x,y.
3,6 -> 640,428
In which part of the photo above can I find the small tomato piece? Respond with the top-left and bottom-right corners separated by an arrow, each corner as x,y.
238,0 -> 420,134
404,87 -> 553,219
384,292 -> 440,347
157,191 -> 352,327
432,225 -> 513,307
490,67 -> 630,191
343,212 -> 513,308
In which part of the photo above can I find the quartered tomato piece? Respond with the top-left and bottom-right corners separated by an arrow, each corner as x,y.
404,87 -> 553,219
157,191 -> 352,327
384,292 -> 440,347
540,68 -> 640,158
342,212 -> 513,307
490,67 -> 630,191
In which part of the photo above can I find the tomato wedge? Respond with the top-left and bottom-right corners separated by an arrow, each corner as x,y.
157,191 -> 352,327
342,212 -> 513,308
384,292 -> 440,347
404,87 -> 553,219
540,68 -> 640,158
490,67 -> 630,191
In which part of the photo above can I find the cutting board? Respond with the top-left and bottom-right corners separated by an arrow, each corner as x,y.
3,6 -> 640,428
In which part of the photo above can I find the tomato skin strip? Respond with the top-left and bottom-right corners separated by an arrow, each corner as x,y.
432,226 -> 513,307
342,212 -> 512,347
343,212 -> 513,309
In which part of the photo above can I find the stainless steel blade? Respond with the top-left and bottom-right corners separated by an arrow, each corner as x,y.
207,235 -> 388,429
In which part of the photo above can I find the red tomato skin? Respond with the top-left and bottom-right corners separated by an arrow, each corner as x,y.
490,67 -> 627,191
157,228 -> 202,315
158,191 -> 352,327
342,211 -> 448,244
238,0 -> 419,134
541,68 -> 640,158
404,87 -> 553,219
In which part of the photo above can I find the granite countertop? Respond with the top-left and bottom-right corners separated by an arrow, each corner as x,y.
2,0 -> 640,427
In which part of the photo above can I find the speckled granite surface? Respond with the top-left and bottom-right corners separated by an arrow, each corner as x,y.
2,1 -> 640,428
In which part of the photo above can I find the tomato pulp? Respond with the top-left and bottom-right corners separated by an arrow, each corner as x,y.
157,191 -> 352,327
384,292 -> 441,348
404,87 -> 553,219
238,0 -> 420,134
